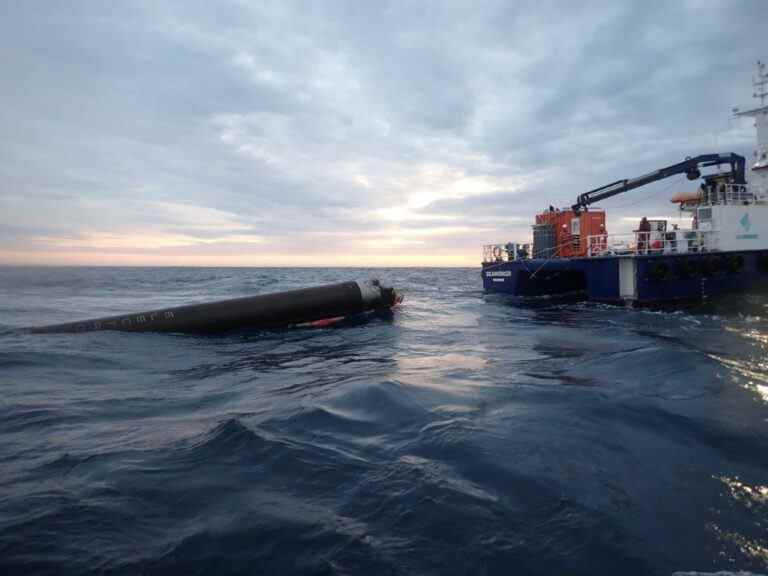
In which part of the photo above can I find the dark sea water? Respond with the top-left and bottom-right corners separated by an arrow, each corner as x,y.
1,266 -> 768,575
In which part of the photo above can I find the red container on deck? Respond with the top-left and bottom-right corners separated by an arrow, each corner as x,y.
535,209 -> 606,258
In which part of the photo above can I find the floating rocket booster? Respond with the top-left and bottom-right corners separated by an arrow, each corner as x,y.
28,279 -> 400,334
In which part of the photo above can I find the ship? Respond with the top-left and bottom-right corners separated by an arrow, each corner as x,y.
482,61 -> 768,305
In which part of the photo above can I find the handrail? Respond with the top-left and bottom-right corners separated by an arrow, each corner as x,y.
483,243 -> 531,263
586,230 -> 719,257
702,183 -> 753,206
485,229 -> 722,262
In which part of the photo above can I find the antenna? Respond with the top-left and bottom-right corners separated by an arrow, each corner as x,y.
754,60 -> 768,106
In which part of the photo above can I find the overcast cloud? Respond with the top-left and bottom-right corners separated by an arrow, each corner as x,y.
1,0 -> 766,266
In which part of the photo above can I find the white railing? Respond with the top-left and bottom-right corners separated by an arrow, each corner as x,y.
703,183 -> 753,206
483,243 -> 531,263
586,230 -> 719,257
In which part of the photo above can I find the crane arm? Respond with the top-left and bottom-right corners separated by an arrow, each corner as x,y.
571,153 -> 746,213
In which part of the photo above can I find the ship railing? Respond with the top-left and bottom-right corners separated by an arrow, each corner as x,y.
702,183 -> 754,206
483,243 -> 531,263
586,230 -> 720,257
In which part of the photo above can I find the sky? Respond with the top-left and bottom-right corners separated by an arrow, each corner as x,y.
0,1 -> 766,267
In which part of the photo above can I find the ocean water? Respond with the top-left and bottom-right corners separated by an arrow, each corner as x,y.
1,266 -> 768,576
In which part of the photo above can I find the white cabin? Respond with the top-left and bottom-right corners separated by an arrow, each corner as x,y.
587,62 -> 768,258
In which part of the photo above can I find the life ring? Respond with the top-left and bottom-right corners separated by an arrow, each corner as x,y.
492,246 -> 503,260
726,254 -> 744,273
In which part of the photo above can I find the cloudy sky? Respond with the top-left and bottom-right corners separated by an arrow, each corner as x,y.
1,1 -> 765,266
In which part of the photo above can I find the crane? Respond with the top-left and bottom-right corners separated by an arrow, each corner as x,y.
572,153 -> 746,213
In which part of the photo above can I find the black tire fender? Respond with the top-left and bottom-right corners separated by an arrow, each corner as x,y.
648,261 -> 669,281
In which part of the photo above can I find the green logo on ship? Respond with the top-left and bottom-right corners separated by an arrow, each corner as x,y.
737,213 -> 758,240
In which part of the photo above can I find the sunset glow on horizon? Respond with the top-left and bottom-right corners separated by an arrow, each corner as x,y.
1,2 -> 763,267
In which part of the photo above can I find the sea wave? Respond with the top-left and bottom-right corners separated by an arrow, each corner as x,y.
1,267 -> 767,574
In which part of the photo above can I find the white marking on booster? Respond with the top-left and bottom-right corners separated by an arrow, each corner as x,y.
356,279 -> 382,306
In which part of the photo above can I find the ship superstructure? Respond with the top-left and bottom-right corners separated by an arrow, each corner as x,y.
482,61 -> 768,304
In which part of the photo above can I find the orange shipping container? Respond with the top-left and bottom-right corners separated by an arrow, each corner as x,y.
535,209 -> 606,258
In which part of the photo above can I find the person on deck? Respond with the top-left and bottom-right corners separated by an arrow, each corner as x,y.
638,217 -> 651,253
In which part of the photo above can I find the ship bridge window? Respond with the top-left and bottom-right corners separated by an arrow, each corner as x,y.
698,207 -> 712,220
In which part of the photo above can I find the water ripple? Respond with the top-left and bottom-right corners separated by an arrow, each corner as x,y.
1,267 -> 768,575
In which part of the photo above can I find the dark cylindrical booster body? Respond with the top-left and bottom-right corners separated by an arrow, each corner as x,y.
29,279 -> 398,334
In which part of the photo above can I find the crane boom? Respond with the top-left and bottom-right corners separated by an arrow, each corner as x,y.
572,153 -> 746,213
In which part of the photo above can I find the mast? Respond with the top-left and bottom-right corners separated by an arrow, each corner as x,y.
734,60 -> 768,199
754,59 -> 768,107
